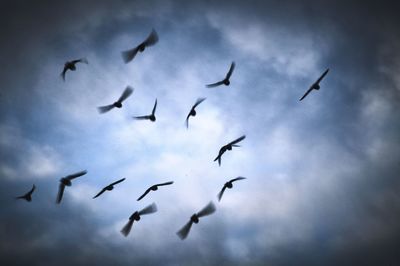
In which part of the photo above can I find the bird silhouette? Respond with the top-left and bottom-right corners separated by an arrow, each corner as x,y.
93,178 -> 126,199
176,201 -> 216,240
299,68 -> 329,101
133,98 -> 157,122
97,86 -> 134,114
185,98 -> 206,129
137,181 -> 174,201
206,62 -> 235,88
121,29 -> 159,63
56,170 -> 87,204
217,177 -> 246,201
121,203 -> 158,237
60,58 -> 88,81
15,184 -> 36,202
214,135 -> 246,166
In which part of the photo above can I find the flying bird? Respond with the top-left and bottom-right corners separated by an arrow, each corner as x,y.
137,181 -> 174,201
176,201 -> 216,240
93,178 -> 126,199
214,135 -> 246,166
217,177 -> 246,201
97,86 -> 134,114
15,184 -> 36,202
133,98 -> 157,122
299,68 -> 329,101
121,29 -> 159,63
120,203 -> 158,237
60,58 -> 88,81
185,98 -> 206,129
206,62 -> 235,88
56,170 -> 87,204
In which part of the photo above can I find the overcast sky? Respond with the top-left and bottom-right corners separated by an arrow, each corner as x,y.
1,0 -> 400,265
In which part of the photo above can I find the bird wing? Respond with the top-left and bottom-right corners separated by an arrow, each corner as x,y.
155,181 -> 174,187
151,99 -> 157,115
229,135 -> 246,145
217,186 -> 227,201
143,29 -> 159,47
137,188 -> 152,201
93,188 -> 106,199
230,176 -> 246,183
29,184 -> 36,195
206,80 -> 224,88
193,97 -> 206,108
316,68 -> 329,84
225,61 -> 236,80
110,178 -> 126,186
60,67 -> 67,81
299,87 -> 313,101
138,202 -> 158,215
134,115 -> 151,120
120,219 -> 134,237
185,113 -> 191,129
176,220 -> 193,240
97,104 -> 115,114
56,183 -> 65,204
118,86 -> 134,103
121,47 -> 140,63
197,201 -> 216,217
66,170 -> 87,180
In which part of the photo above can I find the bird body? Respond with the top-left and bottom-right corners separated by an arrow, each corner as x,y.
214,135 -> 246,166
217,177 -> 246,201
93,178 -> 126,199
299,68 -> 329,101
121,203 -> 158,237
98,86 -> 134,114
121,29 -> 159,63
137,181 -> 173,201
56,170 -> 87,204
206,62 -> 235,88
61,58 -> 88,81
16,184 -> 36,202
133,99 -> 157,122
185,98 -> 206,128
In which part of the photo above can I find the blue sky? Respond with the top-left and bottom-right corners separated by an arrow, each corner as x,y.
1,1 -> 400,265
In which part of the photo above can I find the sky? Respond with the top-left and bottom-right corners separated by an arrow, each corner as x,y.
1,0 -> 400,265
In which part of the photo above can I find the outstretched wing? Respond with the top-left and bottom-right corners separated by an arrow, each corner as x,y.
143,29 -> 159,47
299,87 -> 313,101
60,67 -> 67,81
206,80 -> 224,88
225,61 -> 236,80
193,97 -> 206,108
120,219 -> 134,237
137,188 -> 151,201
217,186 -> 227,201
71,58 -> 88,64
56,183 -> 65,204
29,184 -> 36,195
185,113 -> 191,129
151,99 -> 157,115
93,188 -> 106,199
134,115 -> 151,120
121,47 -> 140,63
154,181 -> 174,187
197,201 -> 216,218
66,170 -> 87,180
316,68 -> 329,84
230,176 -> 246,183
176,220 -> 193,240
97,104 -> 115,114
138,203 -> 158,215
110,178 -> 126,186
229,135 -> 246,145
118,86 -> 134,103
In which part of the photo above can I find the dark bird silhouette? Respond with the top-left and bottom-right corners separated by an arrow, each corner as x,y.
206,62 -> 235,88
176,201 -> 216,240
93,178 -> 126,199
121,29 -> 159,63
214,135 -> 246,166
56,170 -> 87,204
217,177 -> 246,201
97,86 -> 134,114
61,58 -> 88,81
121,203 -> 158,237
16,184 -> 36,202
185,98 -> 206,129
133,99 -> 157,122
137,181 -> 174,201
299,68 -> 329,101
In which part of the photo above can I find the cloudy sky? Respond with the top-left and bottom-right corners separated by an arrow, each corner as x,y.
1,0 -> 400,265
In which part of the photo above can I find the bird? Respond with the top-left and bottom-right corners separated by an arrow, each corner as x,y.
56,170 -> 87,204
214,135 -> 246,166
217,177 -> 246,201
185,98 -> 206,129
299,68 -> 329,101
133,98 -> 157,122
93,178 -> 126,199
137,181 -> 174,201
206,62 -> 235,88
60,58 -> 88,81
176,201 -> 216,240
120,203 -> 158,237
97,86 -> 134,114
121,29 -> 159,63
15,184 -> 36,202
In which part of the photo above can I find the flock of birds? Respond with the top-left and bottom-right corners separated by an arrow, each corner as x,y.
15,28 -> 329,240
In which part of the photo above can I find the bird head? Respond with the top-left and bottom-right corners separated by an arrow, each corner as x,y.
224,80 -> 230,86
190,109 -> 197,116
151,186 -> 158,191
314,84 -> 320,90
226,182 -> 233,189
226,145 -> 232,151
150,115 -> 156,122
190,214 -> 199,224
